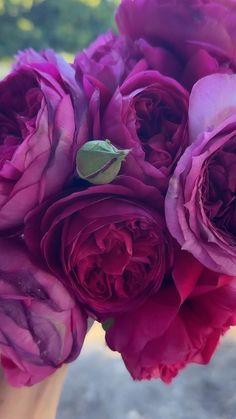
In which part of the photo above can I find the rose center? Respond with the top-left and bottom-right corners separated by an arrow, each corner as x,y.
133,90 -> 182,169
73,219 -> 165,314
202,137 -> 236,240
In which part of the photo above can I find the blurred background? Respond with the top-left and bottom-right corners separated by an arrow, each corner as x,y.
0,0 -> 119,76
1,1 -> 236,417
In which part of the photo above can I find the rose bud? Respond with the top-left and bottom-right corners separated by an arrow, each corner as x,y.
76,139 -> 130,184
25,177 -> 171,319
0,239 -> 87,387
0,49 -> 86,233
166,74 -> 236,275
106,250 -> 236,382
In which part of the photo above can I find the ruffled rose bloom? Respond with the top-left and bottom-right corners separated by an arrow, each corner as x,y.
103,71 -> 189,187
166,74 -> 236,275
74,30 -> 182,94
0,239 -> 87,387
75,34 -> 188,188
106,249 -> 236,382
74,30 -> 137,93
0,49 -> 86,232
116,0 -> 236,89
25,177 -> 172,318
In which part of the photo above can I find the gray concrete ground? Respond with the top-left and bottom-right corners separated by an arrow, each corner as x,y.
57,326 -> 236,419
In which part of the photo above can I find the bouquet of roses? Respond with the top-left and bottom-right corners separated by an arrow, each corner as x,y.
1,0 -> 236,387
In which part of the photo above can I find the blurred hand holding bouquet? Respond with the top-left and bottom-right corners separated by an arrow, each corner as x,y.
1,0 -> 236,387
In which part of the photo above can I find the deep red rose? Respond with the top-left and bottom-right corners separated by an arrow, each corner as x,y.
25,177 -> 172,319
106,249 -> 236,382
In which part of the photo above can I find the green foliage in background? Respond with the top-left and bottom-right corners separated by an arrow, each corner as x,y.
0,0 -> 119,57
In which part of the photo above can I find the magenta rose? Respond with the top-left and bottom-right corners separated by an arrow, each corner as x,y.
74,33 -> 188,178
116,0 -> 236,89
106,249 -> 236,383
74,30 -> 137,93
0,238 -> 87,387
25,177 -> 171,318
166,74 -> 236,275
0,49 -> 86,232
75,30 -> 182,94
102,71 -> 189,187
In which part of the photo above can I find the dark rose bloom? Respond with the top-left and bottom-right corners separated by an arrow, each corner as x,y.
0,239 -> 87,387
25,177 -> 172,318
166,74 -> 236,275
106,249 -> 236,382
103,71 -> 189,187
116,0 -> 236,89
0,49 -> 86,232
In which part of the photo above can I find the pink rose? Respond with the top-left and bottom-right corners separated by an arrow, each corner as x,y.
116,0 -> 236,89
75,30 -> 137,93
166,74 -> 236,275
0,238 -> 87,387
75,30 -> 182,94
106,250 -> 236,382
0,49 -> 86,232
25,177 -> 172,318
103,71 -> 189,187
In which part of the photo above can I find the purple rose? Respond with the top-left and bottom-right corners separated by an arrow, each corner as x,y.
75,30 -> 182,94
0,49 -> 86,232
116,0 -> 236,89
166,74 -> 236,275
74,30 -> 137,93
102,71 -> 189,188
0,238 -> 87,387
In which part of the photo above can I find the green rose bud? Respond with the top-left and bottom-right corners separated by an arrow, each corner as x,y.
76,139 -> 130,185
